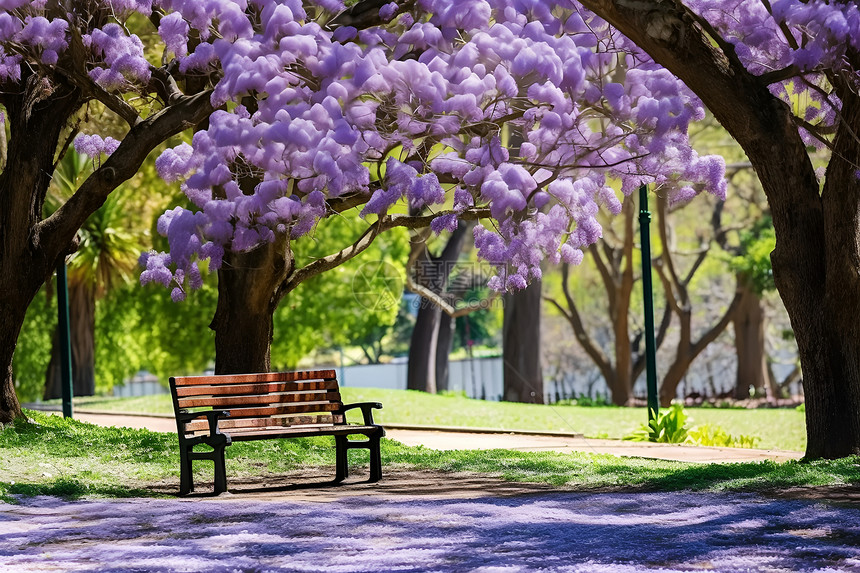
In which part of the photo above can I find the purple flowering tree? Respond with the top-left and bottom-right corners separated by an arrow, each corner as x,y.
142,0 -> 860,459
0,0 -> 215,423
573,0 -> 860,458
134,1 -> 722,376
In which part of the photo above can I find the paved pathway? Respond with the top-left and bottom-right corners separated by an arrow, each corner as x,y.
3,488 -> 860,572
62,410 -> 802,463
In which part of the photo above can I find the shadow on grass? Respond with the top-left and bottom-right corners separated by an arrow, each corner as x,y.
1,478 -> 162,503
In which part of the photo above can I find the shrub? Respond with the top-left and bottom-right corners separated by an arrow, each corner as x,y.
624,404 -> 689,443
624,404 -> 761,448
686,424 -> 760,449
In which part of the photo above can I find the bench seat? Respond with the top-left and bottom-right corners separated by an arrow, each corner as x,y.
169,369 -> 384,495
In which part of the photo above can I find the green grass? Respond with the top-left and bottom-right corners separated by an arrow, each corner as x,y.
47,387 -> 808,451
1,410 -> 852,503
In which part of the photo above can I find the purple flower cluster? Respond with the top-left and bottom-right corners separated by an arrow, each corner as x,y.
9,1 -> 852,295
136,0 -> 737,293
73,133 -> 120,157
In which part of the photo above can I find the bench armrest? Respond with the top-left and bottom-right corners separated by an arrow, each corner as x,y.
339,402 -> 383,426
176,409 -> 231,441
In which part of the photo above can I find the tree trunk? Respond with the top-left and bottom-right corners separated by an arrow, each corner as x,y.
732,278 -> 770,401
44,282 -> 96,399
793,89 -> 860,458
0,296 -> 28,424
435,311 -> 454,392
407,300 -> 440,392
503,280 -> 544,403
406,221 -> 472,393
211,241 -> 291,374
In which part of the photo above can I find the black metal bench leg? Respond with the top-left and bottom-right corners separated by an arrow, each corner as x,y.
179,447 -> 194,496
213,445 -> 228,494
369,434 -> 382,483
335,435 -> 348,482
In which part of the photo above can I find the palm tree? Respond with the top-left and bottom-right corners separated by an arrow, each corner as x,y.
44,149 -> 142,398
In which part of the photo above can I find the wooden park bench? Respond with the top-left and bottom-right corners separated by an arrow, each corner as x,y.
168,369 -> 384,495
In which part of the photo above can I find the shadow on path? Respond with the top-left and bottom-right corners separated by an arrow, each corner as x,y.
3,489 -> 860,572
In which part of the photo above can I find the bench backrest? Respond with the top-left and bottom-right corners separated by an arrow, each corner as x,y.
169,370 -> 344,435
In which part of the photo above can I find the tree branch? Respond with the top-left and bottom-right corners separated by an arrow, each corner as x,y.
36,90 -> 215,264
549,263 -> 614,379
282,208 -> 488,297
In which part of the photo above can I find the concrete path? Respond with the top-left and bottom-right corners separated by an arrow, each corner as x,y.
60,410 -> 802,463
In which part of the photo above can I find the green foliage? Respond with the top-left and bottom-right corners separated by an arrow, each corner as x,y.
12,288 -> 56,401
687,424 -> 760,449
624,404 -> 690,443
728,217 -> 776,295
101,280 -> 218,383
625,404 -> 761,448
272,212 -> 410,368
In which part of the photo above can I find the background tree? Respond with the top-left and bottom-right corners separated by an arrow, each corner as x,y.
546,199 -> 651,406
406,221 -> 474,393
652,194 -> 742,405
503,280 -> 544,403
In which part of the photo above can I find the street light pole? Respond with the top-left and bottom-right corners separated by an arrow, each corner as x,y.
57,261 -> 74,418
639,185 -> 659,423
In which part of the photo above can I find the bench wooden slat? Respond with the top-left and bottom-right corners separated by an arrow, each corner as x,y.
204,402 -> 342,419
184,413 -> 343,433
227,424 -> 381,441
177,390 -> 341,409
175,379 -> 339,397
172,370 -> 336,386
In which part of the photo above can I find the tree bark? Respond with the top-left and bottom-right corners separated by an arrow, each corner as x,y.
407,300 -> 440,392
732,278 -> 771,401
211,241 -> 292,374
44,282 -> 96,399
406,221 -> 472,393
503,280 -> 544,403
435,311 -> 454,392
576,0 -> 860,456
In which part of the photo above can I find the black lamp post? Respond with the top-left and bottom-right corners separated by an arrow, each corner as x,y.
57,261 -> 74,418
638,185 -> 659,423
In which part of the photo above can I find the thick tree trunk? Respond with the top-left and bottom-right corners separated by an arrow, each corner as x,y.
44,282 -> 96,399
0,297 -> 28,424
211,242 -> 290,374
794,89 -> 860,458
407,300 -> 440,392
503,280 -> 544,403
732,279 -> 770,401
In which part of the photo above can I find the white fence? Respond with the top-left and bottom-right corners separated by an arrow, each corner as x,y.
112,358 -> 598,403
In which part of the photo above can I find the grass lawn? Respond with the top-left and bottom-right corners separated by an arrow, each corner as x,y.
51,387 -> 808,451
0,410 -> 855,503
